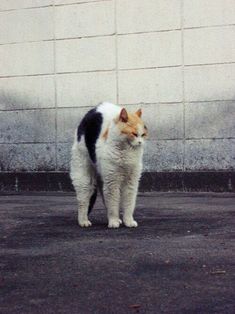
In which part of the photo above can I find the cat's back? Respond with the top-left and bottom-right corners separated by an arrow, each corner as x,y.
75,102 -> 120,163
96,102 -> 121,121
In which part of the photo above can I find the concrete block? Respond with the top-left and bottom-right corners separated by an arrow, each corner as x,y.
0,7 -> 53,44
184,0 -> 235,28
0,0 -> 52,10
0,76 -> 55,110
185,101 -> 235,139
56,104 -> 183,171
118,31 -> 181,69
0,109 -> 56,143
184,26 -> 235,65
56,36 -> 115,73
185,139 -> 235,170
57,71 -> 116,107
57,142 -> 71,171
57,116 -> 183,171
0,143 -> 56,171
146,103 -> 184,140
0,42 -> 54,76
57,107 -> 93,142
117,0 -> 181,34
56,109 -> 184,170
184,63 -> 235,101
55,1 -> 114,39
119,67 -> 182,104
57,103 -> 183,144
143,140 -> 184,171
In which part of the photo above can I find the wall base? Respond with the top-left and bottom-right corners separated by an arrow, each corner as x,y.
0,172 -> 234,192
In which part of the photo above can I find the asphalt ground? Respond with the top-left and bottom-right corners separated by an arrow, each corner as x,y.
0,192 -> 235,314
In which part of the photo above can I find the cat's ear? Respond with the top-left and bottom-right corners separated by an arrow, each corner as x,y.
136,109 -> 142,118
119,108 -> 128,123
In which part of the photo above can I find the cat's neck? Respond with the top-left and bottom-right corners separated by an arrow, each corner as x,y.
108,136 -> 143,154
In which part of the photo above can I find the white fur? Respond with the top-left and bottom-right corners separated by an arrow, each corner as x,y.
70,102 -> 145,228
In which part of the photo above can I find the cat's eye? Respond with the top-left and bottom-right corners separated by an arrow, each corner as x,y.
132,132 -> 138,137
141,133 -> 146,137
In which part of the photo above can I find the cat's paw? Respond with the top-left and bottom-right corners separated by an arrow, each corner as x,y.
78,219 -> 92,227
108,219 -> 121,229
124,219 -> 138,228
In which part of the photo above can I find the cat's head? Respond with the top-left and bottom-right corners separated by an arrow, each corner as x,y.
115,108 -> 148,147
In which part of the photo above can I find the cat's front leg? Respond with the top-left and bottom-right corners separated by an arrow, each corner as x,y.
121,180 -> 139,228
103,180 -> 121,228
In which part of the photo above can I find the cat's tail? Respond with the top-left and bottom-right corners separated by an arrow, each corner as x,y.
88,188 -> 97,215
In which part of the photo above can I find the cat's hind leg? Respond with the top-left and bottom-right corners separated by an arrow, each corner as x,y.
70,141 -> 96,227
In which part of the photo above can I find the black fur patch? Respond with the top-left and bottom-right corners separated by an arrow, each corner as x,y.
88,189 -> 97,215
77,108 -> 103,163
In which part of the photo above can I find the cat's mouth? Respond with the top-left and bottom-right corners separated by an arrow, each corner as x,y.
127,139 -> 142,148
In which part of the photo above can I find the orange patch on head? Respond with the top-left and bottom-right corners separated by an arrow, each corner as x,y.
120,113 -> 141,136
116,107 -> 146,138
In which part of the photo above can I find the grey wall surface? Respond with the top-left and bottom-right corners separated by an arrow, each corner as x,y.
0,0 -> 235,173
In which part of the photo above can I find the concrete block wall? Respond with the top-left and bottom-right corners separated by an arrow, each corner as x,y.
0,0 -> 235,174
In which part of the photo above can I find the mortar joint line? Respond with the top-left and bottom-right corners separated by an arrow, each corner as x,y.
114,0 -> 119,105
53,0 -> 58,171
0,0 -> 110,13
181,0 -> 186,182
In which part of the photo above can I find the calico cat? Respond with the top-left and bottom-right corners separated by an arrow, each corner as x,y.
70,102 -> 148,228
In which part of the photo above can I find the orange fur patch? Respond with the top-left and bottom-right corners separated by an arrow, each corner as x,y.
116,110 -> 146,137
102,127 -> 109,140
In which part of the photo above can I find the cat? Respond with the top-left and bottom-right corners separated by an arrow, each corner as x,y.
70,102 -> 148,228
